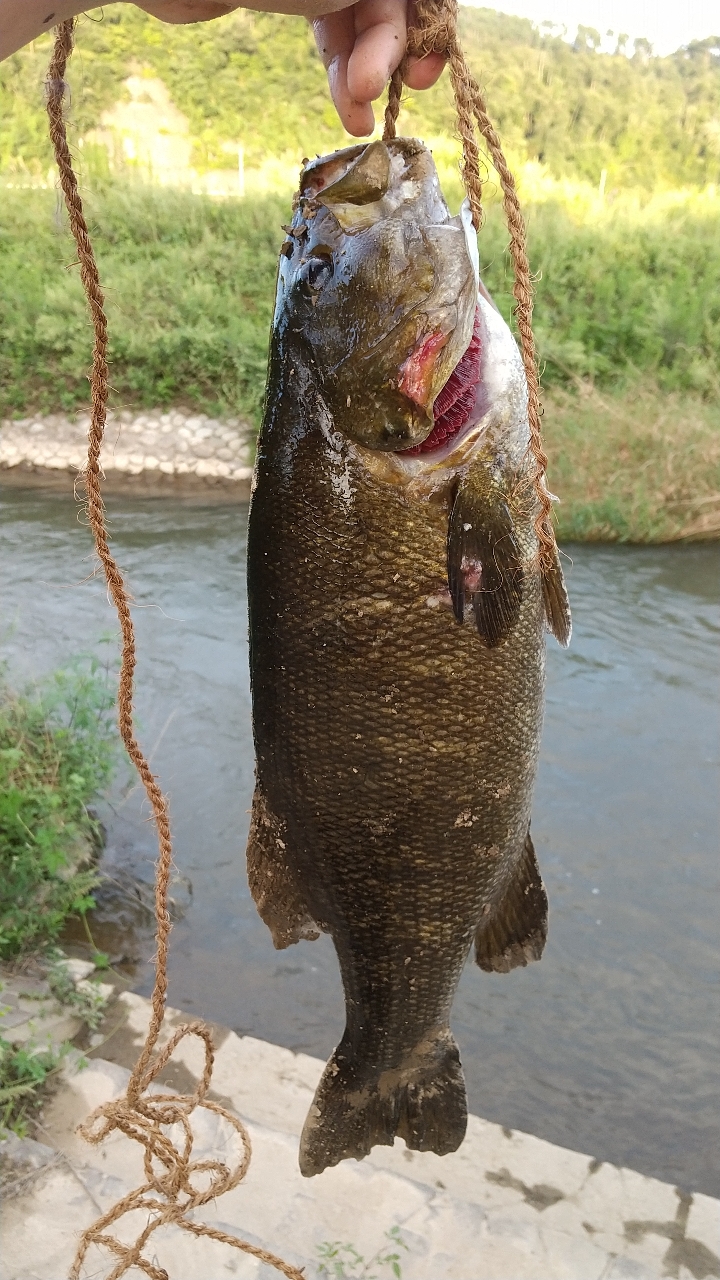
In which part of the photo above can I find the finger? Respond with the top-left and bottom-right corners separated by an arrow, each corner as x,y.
312,11 -> 376,136
346,0 -> 406,103
134,1 -> 239,22
405,50 -> 446,90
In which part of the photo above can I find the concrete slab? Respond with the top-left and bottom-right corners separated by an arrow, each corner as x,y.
0,409 -> 254,498
2,989 -> 717,1280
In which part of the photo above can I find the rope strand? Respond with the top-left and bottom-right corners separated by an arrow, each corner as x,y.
46,21 -> 302,1280
383,0 -> 557,568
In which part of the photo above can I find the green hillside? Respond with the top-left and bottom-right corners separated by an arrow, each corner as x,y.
1,6 -> 719,189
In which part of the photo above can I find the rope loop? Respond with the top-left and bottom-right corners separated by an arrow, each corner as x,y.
383,0 -> 558,569
406,0 -> 459,59
46,20 -> 303,1280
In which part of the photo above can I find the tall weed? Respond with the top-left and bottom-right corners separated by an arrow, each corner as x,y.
1,181 -> 719,423
0,661 -> 117,958
544,381 -> 720,541
0,184 -> 284,421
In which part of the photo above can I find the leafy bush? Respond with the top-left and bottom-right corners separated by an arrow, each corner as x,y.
0,662 -> 117,958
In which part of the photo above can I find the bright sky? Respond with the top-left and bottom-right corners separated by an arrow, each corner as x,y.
460,0 -> 719,55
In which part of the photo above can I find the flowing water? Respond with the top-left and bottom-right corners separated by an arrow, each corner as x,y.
1,487 -> 718,1195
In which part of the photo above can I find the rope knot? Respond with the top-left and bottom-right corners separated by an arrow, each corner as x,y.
69,1019 -> 304,1279
405,0 -> 459,59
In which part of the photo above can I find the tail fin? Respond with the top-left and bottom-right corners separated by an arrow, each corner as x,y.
299,1028 -> 467,1177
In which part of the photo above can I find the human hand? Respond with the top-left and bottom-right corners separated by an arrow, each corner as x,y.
311,0 -> 445,136
128,1 -> 242,19
132,0 -> 445,137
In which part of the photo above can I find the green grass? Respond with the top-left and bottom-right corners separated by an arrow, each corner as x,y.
2,180 -> 719,421
544,381 -> 720,541
0,951 -> 107,1138
0,184 -> 285,422
0,1033 -> 68,1138
316,1228 -> 408,1279
0,662 -> 117,959
1,179 -> 719,542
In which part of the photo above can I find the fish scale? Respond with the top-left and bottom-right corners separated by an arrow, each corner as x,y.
247,137 -> 569,1178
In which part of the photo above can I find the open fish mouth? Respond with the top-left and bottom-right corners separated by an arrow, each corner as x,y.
398,306 -> 483,457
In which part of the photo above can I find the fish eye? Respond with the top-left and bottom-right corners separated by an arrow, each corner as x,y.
296,255 -> 333,295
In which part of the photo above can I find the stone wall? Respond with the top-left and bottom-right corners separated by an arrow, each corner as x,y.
0,408 -> 254,495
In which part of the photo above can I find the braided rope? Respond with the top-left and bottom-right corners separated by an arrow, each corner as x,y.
384,0 -> 556,567
46,21 -> 302,1280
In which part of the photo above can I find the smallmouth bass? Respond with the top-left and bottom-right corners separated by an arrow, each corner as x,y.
246,138 -> 570,1177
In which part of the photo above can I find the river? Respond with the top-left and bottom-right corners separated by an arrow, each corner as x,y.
1,487 -> 718,1196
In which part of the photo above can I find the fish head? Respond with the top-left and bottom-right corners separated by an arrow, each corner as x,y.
275,139 -> 478,451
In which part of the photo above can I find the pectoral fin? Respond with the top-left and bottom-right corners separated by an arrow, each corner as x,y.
447,471 -> 523,648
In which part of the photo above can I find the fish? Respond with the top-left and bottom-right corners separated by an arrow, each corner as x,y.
246,137 -> 571,1178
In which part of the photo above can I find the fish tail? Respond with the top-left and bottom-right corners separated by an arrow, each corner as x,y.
299,1027 -> 467,1177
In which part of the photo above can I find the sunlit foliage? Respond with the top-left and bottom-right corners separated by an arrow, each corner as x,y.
1,7 -> 719,188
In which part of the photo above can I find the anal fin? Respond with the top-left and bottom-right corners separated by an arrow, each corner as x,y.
246,783 -> 320,949
475,830 -> 548,973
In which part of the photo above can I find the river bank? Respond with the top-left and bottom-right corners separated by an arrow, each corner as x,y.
2,973 -> 718,1280
2,394 -> 719,541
